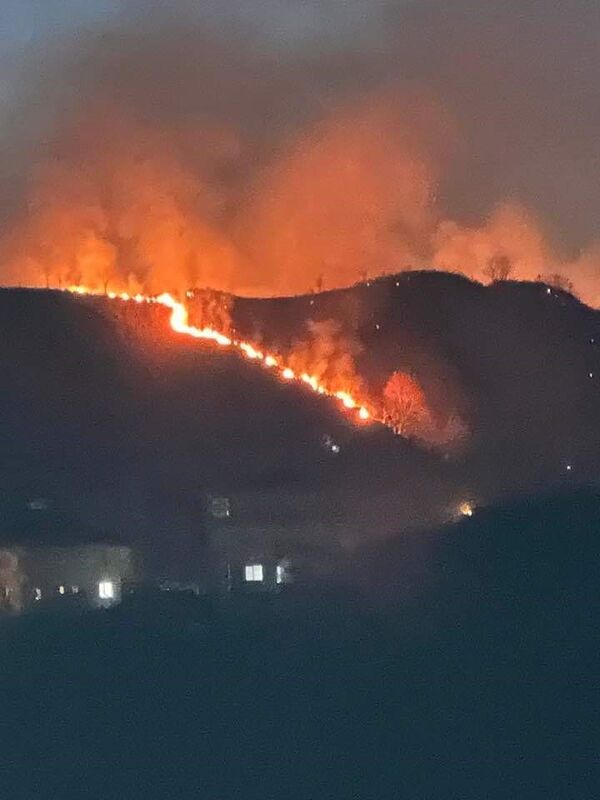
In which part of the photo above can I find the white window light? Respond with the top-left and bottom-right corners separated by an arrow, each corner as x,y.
276,564 -> 284,584
98,580 -> 114,599
58,585 -> 65,595
244,564 -> 263,582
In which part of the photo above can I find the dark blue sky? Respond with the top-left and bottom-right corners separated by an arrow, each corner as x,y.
0,0 -> 392,52
2,1 -> 116,48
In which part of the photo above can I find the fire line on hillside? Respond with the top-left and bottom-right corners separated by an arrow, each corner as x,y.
67,286 -> 374,429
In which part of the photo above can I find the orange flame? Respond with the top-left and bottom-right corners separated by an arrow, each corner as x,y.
67,285 -> 373,427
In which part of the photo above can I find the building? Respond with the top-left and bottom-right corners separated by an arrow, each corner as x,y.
205,488 -> 341,594
0,543 -> 135,611
0,493 -> 137,611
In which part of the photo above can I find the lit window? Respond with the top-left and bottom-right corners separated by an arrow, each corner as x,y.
276,564 -> 285,584
244,564 -> 263,582
72,585 -> 79,594
209,497 -> 231,519
58,585 -> 65,595
98,580 -> 114,599
34,588 -> 42,601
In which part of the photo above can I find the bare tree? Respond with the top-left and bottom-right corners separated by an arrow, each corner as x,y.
382,371 -> 430,436
484,254 -> 513,283
547,273 -> 574,293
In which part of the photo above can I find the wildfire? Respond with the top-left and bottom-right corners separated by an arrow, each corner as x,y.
66,286 -> 374,427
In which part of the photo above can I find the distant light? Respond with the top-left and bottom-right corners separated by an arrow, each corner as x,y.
590,338 -> 595,345
458,501 -> 474,517
28,497 -> 48,511
72,586 -> 79,594
58,585 -> 65,595
244,564 -> 263,582
98,580 -> 114,599
589,372 -> 594,379
309,299 -> 315,306
566,464 -> 572,472
282,367 -> 295,380
276,564 -> 284,584
34,588 -> 42,601
186,290 -> 194,299
358,407 -> 370,420
546,287 -> 552,295
375,323 -> 380,331
395,281 -> 400,287
322,433 -> 340,453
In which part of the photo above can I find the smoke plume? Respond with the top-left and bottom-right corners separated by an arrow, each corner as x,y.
1,1 -> 600,304
288,318 -> 365,398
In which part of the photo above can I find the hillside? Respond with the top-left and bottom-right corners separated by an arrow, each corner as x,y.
1,272 -> 599,576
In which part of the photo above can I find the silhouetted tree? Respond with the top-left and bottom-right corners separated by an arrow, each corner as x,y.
547,273 -> 574,293
484,254 -> 513,283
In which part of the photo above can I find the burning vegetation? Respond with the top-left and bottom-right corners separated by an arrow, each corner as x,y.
67,285 -> 373,430
2,3 -> 600,306
64,281 -> 471,451
2,2 -> 596,462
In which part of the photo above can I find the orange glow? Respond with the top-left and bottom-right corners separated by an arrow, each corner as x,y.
335,391 -> 356,410
66,285 -> 380,430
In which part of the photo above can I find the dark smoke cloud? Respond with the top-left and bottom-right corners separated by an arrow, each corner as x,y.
1,1 -> 599,302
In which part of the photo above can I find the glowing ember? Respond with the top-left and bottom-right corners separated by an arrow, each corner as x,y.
458,501 -> 474,517
65,285 -> 381,431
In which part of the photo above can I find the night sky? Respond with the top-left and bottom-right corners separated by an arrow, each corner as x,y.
1,1 -> 600,299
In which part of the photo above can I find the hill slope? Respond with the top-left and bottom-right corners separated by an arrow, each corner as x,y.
1,273 -> 599,574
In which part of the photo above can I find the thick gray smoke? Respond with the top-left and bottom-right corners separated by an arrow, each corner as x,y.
1,1 -> 599,302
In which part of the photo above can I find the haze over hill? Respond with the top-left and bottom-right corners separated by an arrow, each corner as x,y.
1,1 -> 600,303
2,272 -> 599,577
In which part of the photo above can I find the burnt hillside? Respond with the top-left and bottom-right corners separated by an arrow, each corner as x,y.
1,273 -> 599,570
